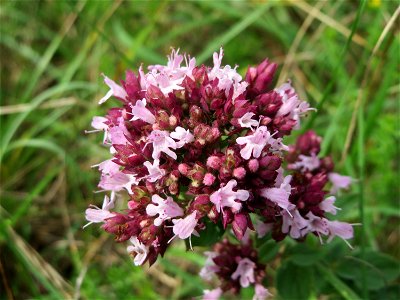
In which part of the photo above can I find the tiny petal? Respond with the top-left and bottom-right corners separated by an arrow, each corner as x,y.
99,75 -> 128,104
255,220 -> 273,238
210,179 -> 249,213
328,172 -> 353,194
326,220 -> 354,243
172,211 -> 198,240
199,251 -> 220,280
129,98 -> 156,124
170,126 -> 194,148
144,159 -> 165,182
147,130 -> 177,160
260,175 -> 293,211
203,288 -> 223,300
127,236 -> 149,266
290,153 -> 320,172
231,257 -> 255,288
319,196 -> 340,215
146,194 -> 184,226
253,284 -> 272,300
238,112 -> 259,129
236,126 -> 273,160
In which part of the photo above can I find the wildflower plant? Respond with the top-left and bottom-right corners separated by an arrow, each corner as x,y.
85,48 -> 355,299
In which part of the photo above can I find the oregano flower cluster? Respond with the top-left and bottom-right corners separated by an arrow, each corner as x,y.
85,48 -> 354,299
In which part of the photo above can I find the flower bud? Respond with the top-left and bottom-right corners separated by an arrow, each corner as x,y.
178,163 -> 190,175
245,59 -> 278,98
248,159 -> 259,172
233,167 -> 246,179
203,173 -> 216,186
207,156 -> 222,169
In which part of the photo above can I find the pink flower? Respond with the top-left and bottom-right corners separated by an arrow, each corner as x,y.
143,159 -> 165,182
199,251 -> 220,280
208,48 -> 248,102
147,130 -> 177,160
109,118 -> 131,145
170,126 -> 194,147
289,153 -> 320,172
326,220 -> 354,244
90,116 -> 109,143
275,81 -> 314,128
93,159 -> 120,176
282,208 -> 308,239
260,175 -> 294,213
202,288 -> 222,300
255,220 -> 273,238
210,179 -> 250,213
328,172 -> 353,194
146,194 -> 184,226
304,212 -> 329,243
319,196 -> 341,215
84,193 -> 115,228
236,126 -> 274,160
172,211 -> 198,240
128,98 -> 155,124
253,284 -> 272,300
99,75 -> 128,104
238,112 -> 259,130
127,236 -> 149,266
98,171 -> 139,194
231,257 -> 256,288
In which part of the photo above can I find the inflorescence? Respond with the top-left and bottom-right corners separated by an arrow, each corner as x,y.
85,48 -> 354,299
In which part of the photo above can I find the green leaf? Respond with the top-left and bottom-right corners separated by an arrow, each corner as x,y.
288,243 -> 326,267
335,251 -> 400,291
276,261 -> 313,300
258,238 -> 280,264
317,263 -> 361,300
190,220 -> 224,247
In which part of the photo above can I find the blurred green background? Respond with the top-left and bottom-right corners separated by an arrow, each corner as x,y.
0,0 -> 399,299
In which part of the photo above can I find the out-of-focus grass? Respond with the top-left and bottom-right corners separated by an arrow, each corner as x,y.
0,1 -> 398,299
